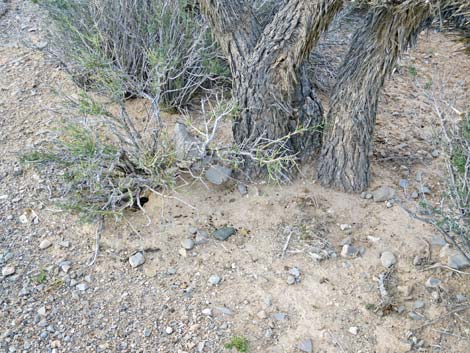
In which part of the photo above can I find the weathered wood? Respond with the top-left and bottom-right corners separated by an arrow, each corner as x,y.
317,4 -> 433,192
201,0 -> 342,177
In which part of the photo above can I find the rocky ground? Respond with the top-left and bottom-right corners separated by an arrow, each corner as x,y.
1,1 -> 470,353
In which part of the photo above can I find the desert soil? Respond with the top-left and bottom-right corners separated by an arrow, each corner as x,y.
0,1 -> 469,353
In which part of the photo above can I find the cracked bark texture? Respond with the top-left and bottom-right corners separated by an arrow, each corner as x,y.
317,3 -> 433,192
200,0 -> 343,177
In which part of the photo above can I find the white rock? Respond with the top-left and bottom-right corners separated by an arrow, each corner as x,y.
208,275 -> 221,285
202,308 -> 212,316
380,251 -> 397,268
165,327 -> 174,335
129,252 -> 145,268
298,339 -> 313,353
181,239 -> 194,250
37,307 -> 47,316
340,224 -> 351,231
349,327 -> 359,335
1,266 -> 16,277
76,283 -> 88,291
39,239 -> 52,250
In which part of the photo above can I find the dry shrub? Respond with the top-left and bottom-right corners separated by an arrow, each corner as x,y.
36,0 -> 228,109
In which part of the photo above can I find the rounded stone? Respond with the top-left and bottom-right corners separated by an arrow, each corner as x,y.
380,251 -> 397,268
208,275 -> 221,285
181,239 -> 194,250
39,239 -> 52,250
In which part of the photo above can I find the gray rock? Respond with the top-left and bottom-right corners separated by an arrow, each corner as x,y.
365,193 -> 373,200
143,328 -> 151,337
129,252 -> 145,268
215,307 -> 232,315
456,294 -> 467,303
431,150 -> 440,158
380,251 -> 397,268
414,300 -> 425,309
287,275 -> 296,285
2,265 -> 15,277
372,186 -> 396,202
174,122 -> 203,160
298,339 -> 313,353
76,283 -> 88,291
208,275 -> 221,285
39,239 -> 52,250
289,267 -> 301,278
202,308 -> 212,316
411,191 -> 419,199
59,261 -> 71,274
341,244 -> 359,258
212,227 -> 236,241
273,313 -> 287,321
167,268 -> 177,275
447,254 -> 470,270
205,165 -> 232,185
409,312 -> 423,321
181,239 -> 194,250
195,230 -> 209,245
58,240 -> 71,248
399,179 -> 409,189
425,277 -> 441,288
416,171 -> 424,182
37,307 -> 47,316
349,327 -> 359,335
418,186 -> 431,195
238,184 -> 248,196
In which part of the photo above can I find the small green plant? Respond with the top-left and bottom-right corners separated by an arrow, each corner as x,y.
424,79 -> 432,90
36,269 -> 47,284
408,65 -> 418,78
224,336 -> 249,353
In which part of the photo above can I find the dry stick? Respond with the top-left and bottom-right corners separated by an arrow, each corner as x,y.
431,329 -> 470,340
87,216 -> 104,267
423,263 -> 470,275
413,305 -> 470,332
398,202 -> 470,263
281,230 -> 294,258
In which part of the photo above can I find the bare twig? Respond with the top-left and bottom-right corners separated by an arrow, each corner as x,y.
87,216 -> 104,267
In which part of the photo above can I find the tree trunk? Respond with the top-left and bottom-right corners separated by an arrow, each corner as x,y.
317,4 -> 433,192
200,0 -> 342,179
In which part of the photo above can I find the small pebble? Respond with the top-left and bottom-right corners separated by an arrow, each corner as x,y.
425,277 -> 441,288
202,308 -> 212,316
39,239 -> 52,250
414,300 -> 425,309
2,266 -> 16,277
208,275 -> 221,285
349,327 -> 359,335
298,339 -> 313,353
165,327 -> 173,335
129,252 -> 145,268
143,328 -> 151,337
380,251 -> 397,268
287,275 -> 296,285
76,283 -> 88,291
181,239 -> 194,250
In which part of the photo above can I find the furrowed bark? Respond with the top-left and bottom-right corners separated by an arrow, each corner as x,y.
317,3 -> 433,192
199,0 -> 261,76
